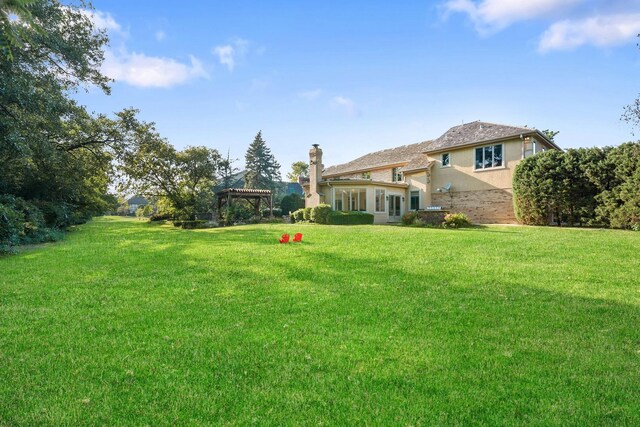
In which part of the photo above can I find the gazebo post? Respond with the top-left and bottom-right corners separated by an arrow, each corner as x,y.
270,194 -> 273,217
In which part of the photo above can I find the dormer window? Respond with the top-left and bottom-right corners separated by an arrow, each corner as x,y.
392,167 -> 403,182
442,153 -> 450,167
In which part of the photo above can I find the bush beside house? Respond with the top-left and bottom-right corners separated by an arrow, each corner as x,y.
310,204 -> 332,224
290,204 -> 373,225
326,211 -> 374,225
513,143 -> 640,229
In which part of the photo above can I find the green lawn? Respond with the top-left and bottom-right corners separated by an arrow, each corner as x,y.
1,217 -> 639,425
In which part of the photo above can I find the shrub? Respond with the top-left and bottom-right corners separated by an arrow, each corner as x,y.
0,196 -> 66,254
222,203 -> 253,226
290,209 -> 305,223
135,207 -> 146,220
311,204 -> 332,224
32,200 -> 71,228
442,213 -> 471,229
303,207 -> 313,221
149,212 -> 173,222
326,211 -> 374,225
280,194 -> 304,215
261,208 -> 282,218
0,200 -> 22,250
401,211 -> 418,225
174,220 -> 209,229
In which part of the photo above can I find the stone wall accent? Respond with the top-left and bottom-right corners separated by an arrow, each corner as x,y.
431,188 -> 516,224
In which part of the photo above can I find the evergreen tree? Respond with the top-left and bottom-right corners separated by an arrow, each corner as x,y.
244,131 -> 281,190
219,149 -> 239,189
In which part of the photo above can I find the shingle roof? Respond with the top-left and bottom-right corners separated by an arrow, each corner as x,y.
322,121 -> 545,177
399,156 -> 433,173
323,140 -> 433,177
127,195 -> 148,205
427,121 -> 535,152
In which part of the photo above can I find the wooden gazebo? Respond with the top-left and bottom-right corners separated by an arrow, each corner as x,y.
216,188 -> 273,217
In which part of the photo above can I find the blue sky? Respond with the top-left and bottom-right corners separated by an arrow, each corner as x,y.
76,0 -> 640,175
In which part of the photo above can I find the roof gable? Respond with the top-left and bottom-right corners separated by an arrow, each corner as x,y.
127,196 -> 148,205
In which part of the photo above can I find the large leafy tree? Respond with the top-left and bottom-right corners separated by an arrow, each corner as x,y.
117,117 -> 222,220
0,0 -> 41,60
244,131 -> 281,190
0,0 -> 116,220
286,161 -> 309,182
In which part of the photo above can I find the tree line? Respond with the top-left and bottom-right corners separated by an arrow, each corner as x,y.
0,0 -> 303,253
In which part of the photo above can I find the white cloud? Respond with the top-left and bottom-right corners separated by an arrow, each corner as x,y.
77,9 -> 123,33
155,30 -> 166,41
103,51 -> 208,88
443,0 -> 583,33
78,8 -> 207,88
298,89 -> 323,100
539,13 -> 640,51
332,96 -> 358,117
213,45 -> 236,71
212,38 -> 250,72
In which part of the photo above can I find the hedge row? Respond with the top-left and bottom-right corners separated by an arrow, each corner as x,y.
290,204 -> 332,224
513,143 -> 640,229
326,211 -> 374,225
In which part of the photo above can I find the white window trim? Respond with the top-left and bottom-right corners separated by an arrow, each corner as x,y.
387,192 -> 403,218
441,152 -> 451,168
374,188 -> 386,213
333,186 -> 367,212
392,167 -> 404,182
474,143 -> 505,171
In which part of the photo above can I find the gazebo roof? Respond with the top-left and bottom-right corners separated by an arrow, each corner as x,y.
215,188 -> 272,197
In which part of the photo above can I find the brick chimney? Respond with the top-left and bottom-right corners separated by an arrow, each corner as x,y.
308,144 -> 323,207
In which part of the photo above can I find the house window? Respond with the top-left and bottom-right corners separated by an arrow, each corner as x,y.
442,153 -> 450,167
335,198 -> 343,211
475,144 -> 503,170
375,189 -> 386,212
523,138 -> 535,158
392,167 -> 403,182
362,171 -> 371,179
335,188 -> 367,212
410,191 -> 419,210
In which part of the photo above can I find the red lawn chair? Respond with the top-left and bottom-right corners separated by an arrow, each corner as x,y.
279,233 -> 290,244
293,233 -> 303,242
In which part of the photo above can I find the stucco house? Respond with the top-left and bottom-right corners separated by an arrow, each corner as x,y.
301,121 -> 560,224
